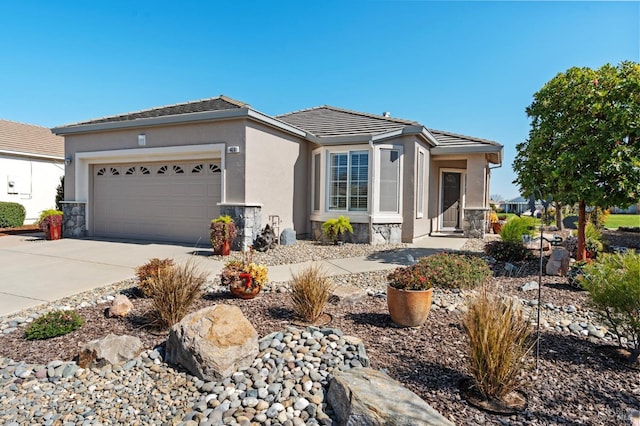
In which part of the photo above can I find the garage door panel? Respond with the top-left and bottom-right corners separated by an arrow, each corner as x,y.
93,161 -> 221,244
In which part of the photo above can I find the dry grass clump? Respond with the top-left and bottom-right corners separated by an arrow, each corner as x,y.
144,260 -> 208,329
289,264 -> 335,323
462,285 -> 533,400
135,258 -> 175,297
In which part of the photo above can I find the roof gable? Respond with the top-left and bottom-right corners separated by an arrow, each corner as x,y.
277,106 -> 418,138
70,95 -> 248,126
0,119 -> 64,158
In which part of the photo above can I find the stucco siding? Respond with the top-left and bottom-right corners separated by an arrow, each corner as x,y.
411,141 -> 432,240
1,155 -> 64,223
64,120 -> 247,204
244,122 -> 309,235
465,154 -> 487,208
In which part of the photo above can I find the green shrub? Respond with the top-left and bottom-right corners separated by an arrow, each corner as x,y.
581,251 -> 640,362
585,222 -> 603,242
588,207 -> 609,229
388,264 -> 433,291
463,286 -> 533,400
0,202 -> 26,228
24,310 -> 84,340
289,264 -> 335,323
415,252 -> 492,289
484,240 -> 532,262
499,216 -> 536,243
145,260 -> 207,329
55,176 -> 64,211
135,258 -> 175,297
321,215 -> 353,244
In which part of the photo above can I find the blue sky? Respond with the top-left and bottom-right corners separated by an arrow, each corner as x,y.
1,1 -> 638,199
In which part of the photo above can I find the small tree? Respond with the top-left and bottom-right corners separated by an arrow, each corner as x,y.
514,61 -> 640,260
581,251 -> 640,362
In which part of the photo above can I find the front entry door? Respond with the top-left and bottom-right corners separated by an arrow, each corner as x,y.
442,172 -> 461,229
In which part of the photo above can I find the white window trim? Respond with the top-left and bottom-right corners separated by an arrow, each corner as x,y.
325,148 -> 370,213
371,143 -> 403,223
438,168 -> 466,231
74,143 -> 225,234
416,147 -> 426,219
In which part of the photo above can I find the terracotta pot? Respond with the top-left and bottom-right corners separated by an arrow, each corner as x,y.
45,223 -> 62,240
492,223 -> 502,234
386,284 -> 433,327
230,273 -> 261,299
214,239 -> 231,256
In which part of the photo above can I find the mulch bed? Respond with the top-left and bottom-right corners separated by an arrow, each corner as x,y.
1,230 -> 638,424
1,271 -> 638,425
0,225 -> 41,236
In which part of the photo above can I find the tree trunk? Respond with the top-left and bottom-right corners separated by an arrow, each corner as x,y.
555,202 -> 564,230
577,200 -> 587,261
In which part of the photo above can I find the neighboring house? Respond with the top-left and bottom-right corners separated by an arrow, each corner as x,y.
503,196 -> 531,215
0,119 -> 64,224
610,203 -> 639,214
52,95 -> 503,245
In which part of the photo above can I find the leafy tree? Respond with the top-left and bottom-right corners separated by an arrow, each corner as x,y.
514,61 -> 640,260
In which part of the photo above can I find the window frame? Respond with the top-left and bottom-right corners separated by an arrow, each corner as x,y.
327,150 -> 370,212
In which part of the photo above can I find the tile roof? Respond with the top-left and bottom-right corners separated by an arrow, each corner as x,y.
277,106 -> 419,137
70,95 -> 249,126
277,106 -> 500,148
0,119 -> 64,158
428,128 -> 501,148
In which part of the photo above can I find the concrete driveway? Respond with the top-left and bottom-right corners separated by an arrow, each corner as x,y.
0,233 -> 224,317
0,233 -> 467,318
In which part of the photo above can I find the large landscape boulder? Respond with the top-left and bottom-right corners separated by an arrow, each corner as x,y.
77,334 -> 143,368
280,228 -> 296,245
546,247 -> 570,276
165,304 -> 258,381
327,367 -> 454,425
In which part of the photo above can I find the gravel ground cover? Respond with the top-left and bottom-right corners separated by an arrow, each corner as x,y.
1,233 -> 638,425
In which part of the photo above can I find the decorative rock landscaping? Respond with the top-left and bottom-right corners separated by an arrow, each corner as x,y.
1,236 -> 638,425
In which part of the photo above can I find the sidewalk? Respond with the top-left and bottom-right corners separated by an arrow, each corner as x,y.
0,233 -> 467,318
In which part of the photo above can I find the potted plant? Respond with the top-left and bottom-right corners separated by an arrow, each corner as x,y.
489,211 -> 500,234
221,250 -> 269,299
321,215 -> 353,245
386,263 -> 434,327
38,209 -> 63,240
210,215 -> 237,256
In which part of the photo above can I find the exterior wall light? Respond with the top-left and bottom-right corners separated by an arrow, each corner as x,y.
65,155 -> 72,166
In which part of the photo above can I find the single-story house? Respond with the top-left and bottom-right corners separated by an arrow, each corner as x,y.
0,119 -> 65,224
502,196 -> 532,215
52,95 -> 503,246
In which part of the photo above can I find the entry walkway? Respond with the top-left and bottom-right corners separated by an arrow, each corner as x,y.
0,233 -> 466,318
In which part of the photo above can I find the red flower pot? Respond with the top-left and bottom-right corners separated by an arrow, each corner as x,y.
45,223 -> 62,240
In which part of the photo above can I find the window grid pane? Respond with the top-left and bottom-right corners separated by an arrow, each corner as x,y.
328,151 -> 368,212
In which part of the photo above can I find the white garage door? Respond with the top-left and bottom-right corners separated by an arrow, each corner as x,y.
93,161 -> 221,244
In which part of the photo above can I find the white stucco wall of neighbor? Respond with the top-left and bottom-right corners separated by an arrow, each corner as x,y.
0,155 -> 64,224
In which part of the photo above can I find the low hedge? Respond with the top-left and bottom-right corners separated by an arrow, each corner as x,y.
416,252 -> 492,289
0,201 -> 26,228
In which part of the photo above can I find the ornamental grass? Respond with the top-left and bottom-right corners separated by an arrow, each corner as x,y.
135,258 -> 175,297
462,285 -> 533,400
289,264 -> 335,323
144,259 -> 207,329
